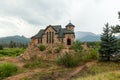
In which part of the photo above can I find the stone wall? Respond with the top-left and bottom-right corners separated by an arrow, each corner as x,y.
64,34 -> 75,48
31,26 -> 75,48
31,38 -> 38,44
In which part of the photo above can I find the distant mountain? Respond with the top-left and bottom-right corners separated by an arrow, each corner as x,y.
117,35 -> 120,38
75,31 -> 100,42
0,35 -> 31,44
0,32 -> 119,44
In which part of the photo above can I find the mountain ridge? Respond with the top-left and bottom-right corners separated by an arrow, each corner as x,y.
75,31 -> 100,42
0,35 -> 31,44
0,31 -> 118,43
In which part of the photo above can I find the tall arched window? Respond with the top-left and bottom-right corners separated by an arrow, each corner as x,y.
38,39 -> 39,44
49,32 -> 51,43
52,32 -> 54,43
46,32 -> 48,43
47,31 -> 54,44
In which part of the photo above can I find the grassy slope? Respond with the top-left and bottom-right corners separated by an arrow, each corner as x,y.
76,71 -> 120,80
2,58 -> 120,80
73,62 -> 120,80
1,47 -> 120,80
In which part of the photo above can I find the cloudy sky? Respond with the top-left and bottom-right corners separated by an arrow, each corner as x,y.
0,0 -> 120,38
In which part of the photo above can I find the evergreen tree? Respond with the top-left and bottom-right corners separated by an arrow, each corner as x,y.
9,41 -> 16,48
99,23 -> 119,61
118,12 -> 120,19
111,25 -> 120,33
111,12 -> 120,50
111,12 -> 120,33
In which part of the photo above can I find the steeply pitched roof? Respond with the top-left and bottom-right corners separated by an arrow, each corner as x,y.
31,29 -> 44,39
52,25 -> 61,33
58,28 -> 74,38
44,25 -> 61,33
31,24 -> 75,39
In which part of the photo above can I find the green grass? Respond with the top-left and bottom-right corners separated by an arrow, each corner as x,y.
56,53 -> 80,68
0,48 -> 25,57
75,71 -> 120,80
24,56 -> 49,69
74,62 -> 120,80
0,62 -> 18,80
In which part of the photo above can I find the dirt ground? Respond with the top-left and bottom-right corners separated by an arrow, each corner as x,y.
0,57 -> 97,80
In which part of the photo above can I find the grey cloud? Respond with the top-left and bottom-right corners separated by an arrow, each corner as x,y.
0,0 -> 120,37
0,0 -> 71,25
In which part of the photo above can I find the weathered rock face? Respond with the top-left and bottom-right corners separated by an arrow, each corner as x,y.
19,44 -> 59,61
19,43 -> 76,61
19,43 -> 40,61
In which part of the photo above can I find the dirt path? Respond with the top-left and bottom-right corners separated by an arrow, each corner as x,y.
67,60 -> 98,80
0,57 -> 25,68
5,68 -> 43,80
3,60 -> 98,80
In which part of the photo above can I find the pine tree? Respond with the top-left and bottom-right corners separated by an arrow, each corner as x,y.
99,23 -> 119,61
111,12 -> 120,33
111,12 -> 120,51
111,25 -> 120,33
9,41 -> 16,48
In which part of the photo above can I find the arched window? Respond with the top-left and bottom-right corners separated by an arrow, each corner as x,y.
49,32 -> 51,43
52,32 -> 54,43
67,38 -> 71,45
46,32 -> 48,43
46,31 -> 54,44
38,39 -> 39,44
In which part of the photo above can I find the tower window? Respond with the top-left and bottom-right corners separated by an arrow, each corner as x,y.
67,39 -> 71,45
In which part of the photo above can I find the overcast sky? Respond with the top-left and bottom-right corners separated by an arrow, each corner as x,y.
0,0 -> 120,38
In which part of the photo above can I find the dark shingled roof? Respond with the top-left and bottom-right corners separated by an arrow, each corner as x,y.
31,29 -> 44,39
66,22 -> 75,27
52,25 -> 61,33
58,28 -> 74,38
32,23 -> 75,39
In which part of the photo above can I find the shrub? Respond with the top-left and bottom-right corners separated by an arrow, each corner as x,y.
82,48 -> 99,61
48,49 -> 52,54
0,62 -> 18,79
71,40 -> 83,52
57,53 -> 80,68
24,56 -> 47,69
54,48 -> 61,53
0,45 -> 3,50
39,45 -> 46,51
88,48 -> 99,59
54,45 -> 64,53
